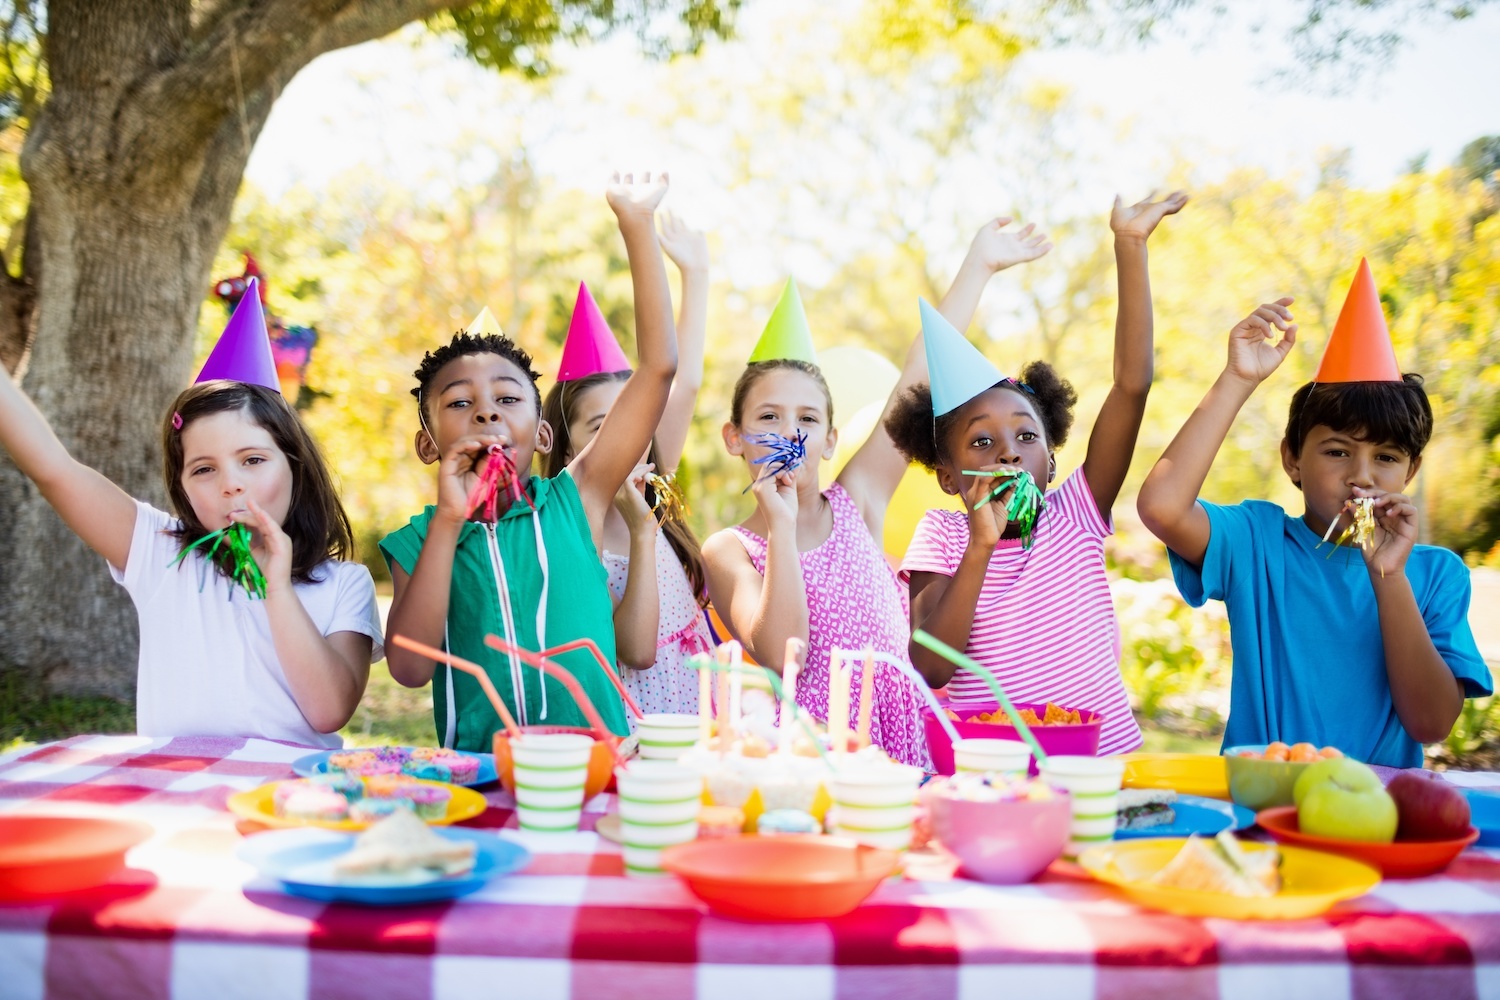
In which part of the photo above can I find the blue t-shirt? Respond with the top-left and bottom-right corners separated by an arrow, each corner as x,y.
1168,499 -> 1490,767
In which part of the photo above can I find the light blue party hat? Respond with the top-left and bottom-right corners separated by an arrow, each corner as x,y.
920,298 -> 1006,416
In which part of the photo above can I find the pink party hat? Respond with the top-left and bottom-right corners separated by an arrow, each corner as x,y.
195,277 -> 280,392
557,282 -> 631,382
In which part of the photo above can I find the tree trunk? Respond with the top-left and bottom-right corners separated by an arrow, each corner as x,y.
0,0 -> 452,697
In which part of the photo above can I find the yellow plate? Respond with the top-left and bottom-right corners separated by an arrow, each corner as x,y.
1120,753 -> 1229,800
1080,838 -> 1380,920
227,779 -> 487,832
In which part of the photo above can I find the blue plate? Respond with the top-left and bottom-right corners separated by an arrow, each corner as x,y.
1462,789 -> 1500,847
237,827 -> 530,906
292,748 -> 497,788
1114,794 -> 1256,840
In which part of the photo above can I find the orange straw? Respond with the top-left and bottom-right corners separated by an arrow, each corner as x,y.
537,638 -> 644,720
483,634 -> 626,766
390,634 -> 522,740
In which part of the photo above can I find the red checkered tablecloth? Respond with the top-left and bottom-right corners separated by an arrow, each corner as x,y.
4,735 -> 1500,1000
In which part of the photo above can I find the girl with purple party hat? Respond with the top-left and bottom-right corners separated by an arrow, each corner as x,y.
0,281 -> 383,745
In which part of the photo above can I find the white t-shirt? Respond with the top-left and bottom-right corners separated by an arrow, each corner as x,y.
110,501 -> 385,748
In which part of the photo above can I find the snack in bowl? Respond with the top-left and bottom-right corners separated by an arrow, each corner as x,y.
1386,771 -> 1472,842
1117,788 -> 1178,832
945,703 -> 1082,726
1293,758 -> 1397,844
333,810 -> 477,882
1235,742 -> 1342,763
1147,831 -> 1281,897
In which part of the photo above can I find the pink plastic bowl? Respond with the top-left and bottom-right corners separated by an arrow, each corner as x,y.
923,702 -> 1103,776
923,786 -> 1073,884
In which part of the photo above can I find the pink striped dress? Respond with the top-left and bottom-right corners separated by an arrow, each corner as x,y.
898,469 -> 1141,756
729,483 -> 933,769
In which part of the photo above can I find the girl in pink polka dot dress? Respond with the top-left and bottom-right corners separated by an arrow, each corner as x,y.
703,219 -> 1053,768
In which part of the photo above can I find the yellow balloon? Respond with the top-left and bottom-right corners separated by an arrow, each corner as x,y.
830,401 -> 961,562
817,346 -> 900,424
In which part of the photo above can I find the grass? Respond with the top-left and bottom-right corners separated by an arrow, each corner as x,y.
1138,726 -> 1221,755
340,667 -> 436,747
0,671 -> 134,755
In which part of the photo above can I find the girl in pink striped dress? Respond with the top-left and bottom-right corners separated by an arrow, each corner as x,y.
703,219 -> 1054,768
889,191 -> 1187,756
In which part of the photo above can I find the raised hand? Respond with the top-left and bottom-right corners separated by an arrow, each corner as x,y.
658,212 -> 709,274
236,498 -> 292,595
606,171 -> 669,221
1360,488 -> 1419,579
1110,189 -> 1189,243
1226,297 -> 1298,386
962,469 -> 1011,552
966,217 -> 1052,273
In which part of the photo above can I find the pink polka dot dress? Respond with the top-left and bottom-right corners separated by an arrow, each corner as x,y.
604,532 -> 712,716
729,483 -> 932,769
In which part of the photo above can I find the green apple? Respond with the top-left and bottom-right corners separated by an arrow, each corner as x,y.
1294,758 -> 1397,843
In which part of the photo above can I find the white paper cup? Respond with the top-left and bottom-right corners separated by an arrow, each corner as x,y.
953,738 -> 1032,777
1038,755 -> 1125,858
616,760 -> 701,876
636,714 -> 702,761
830,762 -> 923,850
512,733 -> 594,833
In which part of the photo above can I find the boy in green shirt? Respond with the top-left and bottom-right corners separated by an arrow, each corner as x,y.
381,174 -> 677,750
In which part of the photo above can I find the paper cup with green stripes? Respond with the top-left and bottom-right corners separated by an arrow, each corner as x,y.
1038,755 -> 1125,858
953,738 -> 1031,778
829,762 -> 924,851
635,714 -> 701,761
511,733 -> 595,833
615,760 -> 702,876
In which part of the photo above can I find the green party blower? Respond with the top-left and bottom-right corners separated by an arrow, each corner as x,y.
911,629 -> 1048,765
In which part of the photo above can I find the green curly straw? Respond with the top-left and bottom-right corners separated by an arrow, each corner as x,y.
169,522 -> 268,600
963,469 -> 1045,548
911,629 -> 1047,765
688,653 -> 831,766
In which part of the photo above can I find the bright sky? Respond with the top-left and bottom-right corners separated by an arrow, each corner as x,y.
241,0 -> 1499,304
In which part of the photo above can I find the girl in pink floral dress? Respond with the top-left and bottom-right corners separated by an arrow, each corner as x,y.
702,219 -> 1052,768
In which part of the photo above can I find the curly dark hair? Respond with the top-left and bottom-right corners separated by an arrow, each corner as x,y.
884,361 -> 1079,471
1284,375 -> 1432,462
411,331 -> 544,419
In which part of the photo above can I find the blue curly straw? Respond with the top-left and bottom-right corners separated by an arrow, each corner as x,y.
741,429 -> 807,493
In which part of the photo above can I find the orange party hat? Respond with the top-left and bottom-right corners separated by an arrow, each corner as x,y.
1313,258 -> 1402,383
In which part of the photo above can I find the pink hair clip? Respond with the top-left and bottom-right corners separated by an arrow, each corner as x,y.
172,412 -> 183,430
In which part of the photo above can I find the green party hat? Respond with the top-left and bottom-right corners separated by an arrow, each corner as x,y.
748,279 -> 817,364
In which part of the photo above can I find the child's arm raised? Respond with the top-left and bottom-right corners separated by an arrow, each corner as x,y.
571,173 -> 679,548
1137,299 -> 1298,567
0,370 -> 137,570
653,212 -> 709,472
385,432 -> 506,687
1080,191 -> 1187,518
838,218 -> 1051,534
239,499 -> 371,733
702,469 -> 806,672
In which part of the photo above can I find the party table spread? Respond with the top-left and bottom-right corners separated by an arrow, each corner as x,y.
5,735 -> 1500,1000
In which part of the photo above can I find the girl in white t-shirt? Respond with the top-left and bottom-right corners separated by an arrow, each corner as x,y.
0,376 -> 383,747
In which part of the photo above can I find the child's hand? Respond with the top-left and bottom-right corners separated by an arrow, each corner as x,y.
1110,190 -> 1188,243
436,434 -> 509,525
750,469 -> 799,533
1225,297 -> 1297,386
606,171 -> 669,222
962,468 -> 1011,552
658,212 -> 709,274
1359,488 -> 1419,578
237,498 -> 293,595
965,217 -> 1051,273
614,463 -> 659,534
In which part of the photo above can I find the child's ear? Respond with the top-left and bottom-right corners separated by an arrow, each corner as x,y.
1404,454 -> 1423,486
723,421 -> 744,457
415,427 -> 440,466
534,419 -> 554,456
1279,436 -> 1303,490
821,425 -> 839,461
1048,452 -> 1057,483
935,467 -> 962,496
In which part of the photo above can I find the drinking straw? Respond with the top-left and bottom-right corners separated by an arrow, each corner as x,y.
691,657 -> 831,766
483,634 -> 625,764
830,647 -> 961,748
537,637 -> 644,720
390,634 -> 522,740
911,630 -> 1048,765
696,653 -> 713,746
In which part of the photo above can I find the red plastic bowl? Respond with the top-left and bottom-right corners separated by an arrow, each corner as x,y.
1257,806 -> 1479,878
924,702 -> 1103,776
0,816 -> 153,900
661,835 -> 899,921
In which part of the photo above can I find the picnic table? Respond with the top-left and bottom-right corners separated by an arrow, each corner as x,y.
4,735 -> 1500,1000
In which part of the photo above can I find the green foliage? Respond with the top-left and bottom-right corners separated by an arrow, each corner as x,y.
1113,577 -> 1231,728
1443,681 -> 1500,761
0,669 -> 133,748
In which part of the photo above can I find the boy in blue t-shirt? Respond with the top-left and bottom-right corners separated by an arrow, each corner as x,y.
1136,277 -> 1489,767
